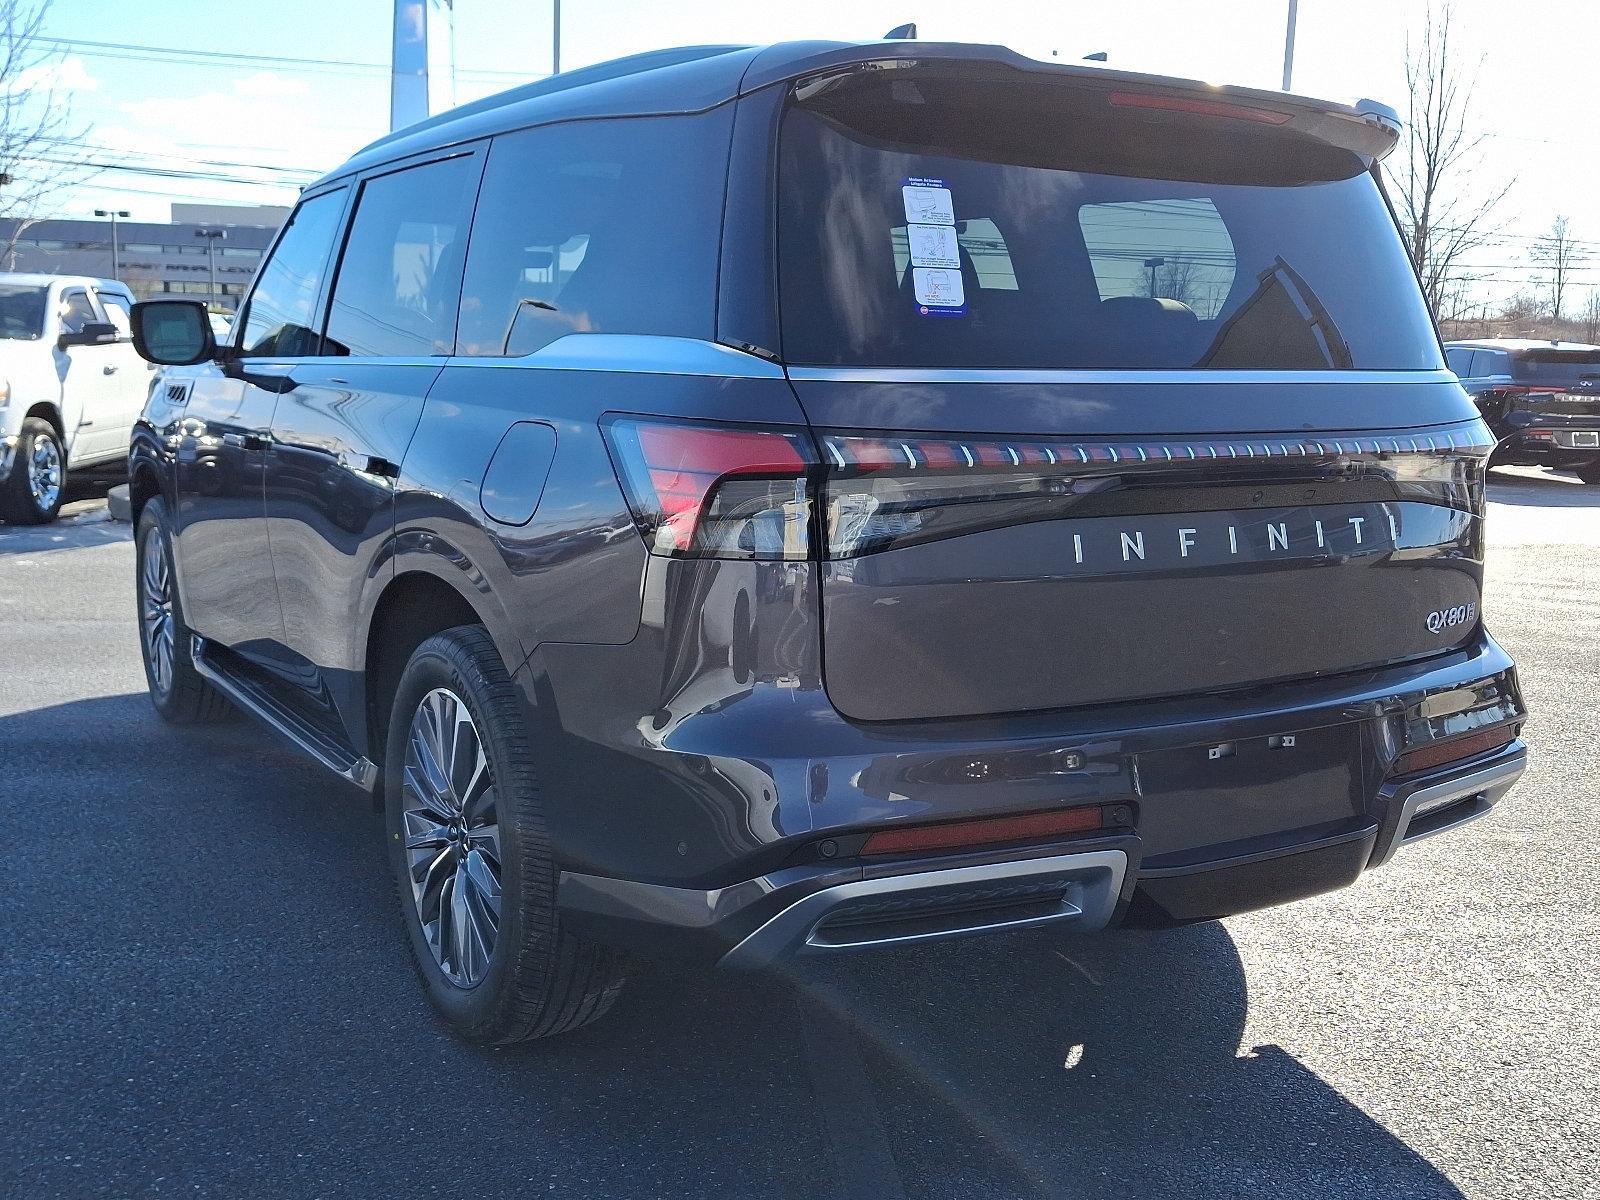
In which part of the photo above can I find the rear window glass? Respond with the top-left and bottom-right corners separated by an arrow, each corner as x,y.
1512,349 -> 1600,386
777,72 -> 1441,370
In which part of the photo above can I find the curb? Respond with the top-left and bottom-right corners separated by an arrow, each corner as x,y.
107,483 -> 132,523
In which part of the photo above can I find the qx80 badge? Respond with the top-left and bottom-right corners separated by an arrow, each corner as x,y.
1427,602 -> 1477,635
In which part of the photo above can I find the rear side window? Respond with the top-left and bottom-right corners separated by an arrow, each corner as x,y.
324,153 -> 481,357
239,189 -> 346,358
1444,347 -> 1473,375
455,110 -> 733,357
777,72 -> 1441,370
1512,348 -> 1600,386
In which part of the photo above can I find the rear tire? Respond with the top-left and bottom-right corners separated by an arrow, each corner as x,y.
0,417 -> 65,525
384,625 -> 627,1042
1576,463 -> 1600,485
135,497 -> 233,724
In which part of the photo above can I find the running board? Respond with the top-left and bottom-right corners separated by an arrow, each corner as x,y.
191,637 -> 378,792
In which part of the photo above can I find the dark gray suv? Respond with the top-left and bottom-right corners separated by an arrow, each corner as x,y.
127,41 -> 1527,1042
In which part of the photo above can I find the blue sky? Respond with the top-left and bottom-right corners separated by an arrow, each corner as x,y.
26,0 -> 1600,304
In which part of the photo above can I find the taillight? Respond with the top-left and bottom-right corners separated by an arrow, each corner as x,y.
602,417 -> 816,560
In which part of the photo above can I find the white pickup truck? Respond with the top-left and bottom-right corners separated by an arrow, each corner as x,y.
0,273 -> 149,524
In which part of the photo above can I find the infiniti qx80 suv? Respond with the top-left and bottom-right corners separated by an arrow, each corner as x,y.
126,41 -> 1528,1042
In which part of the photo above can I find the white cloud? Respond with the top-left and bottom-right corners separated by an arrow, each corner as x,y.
5,54 -> 100,96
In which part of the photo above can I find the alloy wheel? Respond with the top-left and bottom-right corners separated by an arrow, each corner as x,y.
27,432 -> 62,513
139,526 -> 176,697
402,688 -> 502,988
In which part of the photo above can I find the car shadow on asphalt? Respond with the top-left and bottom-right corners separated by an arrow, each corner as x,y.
5,693 -> 1465,1200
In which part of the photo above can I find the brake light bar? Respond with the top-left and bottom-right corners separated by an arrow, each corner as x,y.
1109,91 -> 1292,125
1395,725 -> 1517,776
860,806 -> 1106,857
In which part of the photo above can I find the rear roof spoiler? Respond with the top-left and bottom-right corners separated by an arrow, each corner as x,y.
741,41 -> 1403,162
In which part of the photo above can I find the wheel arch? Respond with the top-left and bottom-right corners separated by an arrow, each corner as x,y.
361,567 -> 526,800
23,402 -> 65,448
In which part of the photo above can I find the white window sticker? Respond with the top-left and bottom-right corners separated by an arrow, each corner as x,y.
913,267 -> 965,309
907,224 -> 960,269
902,182 -> 955,227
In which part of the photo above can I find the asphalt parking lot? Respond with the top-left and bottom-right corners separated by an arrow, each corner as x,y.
1,468 -> 1594,1200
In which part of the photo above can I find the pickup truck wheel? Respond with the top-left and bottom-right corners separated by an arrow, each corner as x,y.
1576,463 -> 1600,485
0,417 -> 65,524
384,626 -> 627,1043
135,497 -> 233,724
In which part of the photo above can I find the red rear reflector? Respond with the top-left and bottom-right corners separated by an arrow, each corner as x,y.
1109,91 -> 1292,124
860,806 -> 1104,857
1396,725 -> 1516,775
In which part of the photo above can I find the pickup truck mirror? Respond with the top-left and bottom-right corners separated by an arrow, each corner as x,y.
129,299 -> 216,366
57,320 -> 120,349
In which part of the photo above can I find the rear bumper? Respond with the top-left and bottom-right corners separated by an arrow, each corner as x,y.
550,633 -> 1527,963
559,741 -> 1526,962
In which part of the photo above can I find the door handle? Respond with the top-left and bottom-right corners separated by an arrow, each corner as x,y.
363,456 -> 401,480
223,431 -> 272,451
103,364 -> 119,375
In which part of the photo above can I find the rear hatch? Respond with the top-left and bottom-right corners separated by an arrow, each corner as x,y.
774,61 -> 1491,722
1510,349 -> 1600,446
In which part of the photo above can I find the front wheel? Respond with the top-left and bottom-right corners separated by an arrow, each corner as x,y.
0,417 -> 65,524
135,497 -> 233,724
384,625 -> 627,1042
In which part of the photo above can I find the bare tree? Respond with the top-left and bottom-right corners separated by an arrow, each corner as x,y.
0,0 -> 94,262
1583,288 -> 1600,345
1531,215 -> 1583,321
1386,1 -> 1511,319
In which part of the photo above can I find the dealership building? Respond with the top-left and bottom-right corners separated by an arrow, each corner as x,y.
0,203 -> 289,312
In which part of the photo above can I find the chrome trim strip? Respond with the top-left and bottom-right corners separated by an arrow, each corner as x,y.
1370,748 -> 1526,868
785,366 -> 1460,385
449,334 -> 786,379
720,848 -> 1127,969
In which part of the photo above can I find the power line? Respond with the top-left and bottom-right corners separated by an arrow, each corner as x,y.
33,35 -> 535,81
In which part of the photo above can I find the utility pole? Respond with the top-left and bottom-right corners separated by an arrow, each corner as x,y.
552,0 -> 561,74
95,208 -> 129,280
1144,256 -> 1165,298
1281,0 -> 1299,91
195,228 -> 226,309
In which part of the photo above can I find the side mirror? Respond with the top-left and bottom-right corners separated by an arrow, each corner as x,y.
130,299 -> 216,366
58,320 -> 119,349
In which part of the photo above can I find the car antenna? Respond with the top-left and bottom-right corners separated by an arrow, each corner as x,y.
884,23 -> 917,39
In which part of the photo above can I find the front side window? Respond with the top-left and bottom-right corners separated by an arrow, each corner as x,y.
323,154 -> 480,357
0,284 -> 48,340
238,188 -> 346,358
59,291 -> 96,334
778,71 -> 1441,370
455,110 -> 733,358
98,293 -> 133,335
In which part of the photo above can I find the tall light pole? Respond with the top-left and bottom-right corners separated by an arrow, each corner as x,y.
95,208 -> 130,280
1281,0 -> 1299,91
552,0 -> 560,74
195,228 -> 226,309
1144,256 -> 1166,298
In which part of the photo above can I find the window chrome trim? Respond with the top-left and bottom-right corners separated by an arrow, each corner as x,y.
448,334 -> 786,379
784,367 -> 1460,386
